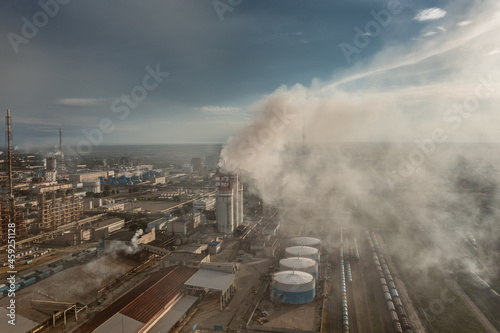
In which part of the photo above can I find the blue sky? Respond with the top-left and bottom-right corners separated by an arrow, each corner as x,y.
1,0 -> 499,148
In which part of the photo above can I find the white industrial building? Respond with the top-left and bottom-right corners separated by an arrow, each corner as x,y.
215,172 -> 243,234
83,180 -> 101,193
193,196 -> 215,212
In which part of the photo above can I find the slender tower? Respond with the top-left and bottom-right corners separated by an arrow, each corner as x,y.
6,110 -> 14,209
2,110 -> 25,243
59,128 -> 65,173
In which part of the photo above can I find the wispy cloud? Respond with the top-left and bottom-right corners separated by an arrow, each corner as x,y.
423,31 -> 437,37
457,20 -> 472,27
194,105 -> 241,114
437,26 -> 447,33
15,117 -> 60,126
53,98 -> 107,108
487,48 -> 500,55
414,8 -> 447,22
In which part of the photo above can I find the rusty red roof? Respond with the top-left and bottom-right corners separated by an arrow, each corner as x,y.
72,265 -> 196,333
119,265 -> 196,324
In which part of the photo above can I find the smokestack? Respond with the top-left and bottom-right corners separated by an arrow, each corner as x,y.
5,110 -> 13,203
59,128 -> 65,173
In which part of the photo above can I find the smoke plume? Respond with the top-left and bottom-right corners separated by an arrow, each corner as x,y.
221,0 -> 500,278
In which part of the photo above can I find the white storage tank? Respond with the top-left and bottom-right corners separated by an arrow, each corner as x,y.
271,270 -> 315,304
280,257 -> 318,280
290,237 -> 321,249
285,246 -> 320,262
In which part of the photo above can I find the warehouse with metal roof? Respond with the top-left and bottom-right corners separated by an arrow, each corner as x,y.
184,266 -> 236,310
73,265 -> 197,333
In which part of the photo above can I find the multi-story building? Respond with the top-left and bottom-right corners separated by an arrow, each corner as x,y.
83,180 -> 101,193
69,171 -> 108,183
193,197 -> 216,212
215,172 -> 243,234
191,157 -> 202,172
0,201 -> 26,245
37,190 -> 83,230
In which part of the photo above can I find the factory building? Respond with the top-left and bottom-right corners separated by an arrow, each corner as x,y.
37,191 -> 83,230
193,196 -> 215,212
83,180 -> 101,193
69,172 -> 108,183
166,213 -> 200,236
73,265 -> 198,333
215,172 -> 243,234
92,218 -> 125,239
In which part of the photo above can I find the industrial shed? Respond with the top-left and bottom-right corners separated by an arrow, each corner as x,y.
73,265 -> 197,333
184,268 -> 236,310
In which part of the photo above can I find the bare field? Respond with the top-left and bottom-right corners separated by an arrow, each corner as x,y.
0,254 -> 138,324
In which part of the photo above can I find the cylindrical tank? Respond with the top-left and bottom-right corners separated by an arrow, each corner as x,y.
271,270 -> 315,304
280,257 -> 319,280
290,237 -> 321,249
285,246 -> 320,262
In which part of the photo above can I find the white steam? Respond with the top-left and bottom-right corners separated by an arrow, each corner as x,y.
221,0 -> 500,277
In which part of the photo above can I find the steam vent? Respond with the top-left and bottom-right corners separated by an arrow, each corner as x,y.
271,270 -> 315,304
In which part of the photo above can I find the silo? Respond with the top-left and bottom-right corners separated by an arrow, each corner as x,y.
46,157 -> 57,171
271,270 -> 315,304
290,237 -> 321,249
216,189 -> 234,234
280,257 -> 319,280
285,246 -> 320,262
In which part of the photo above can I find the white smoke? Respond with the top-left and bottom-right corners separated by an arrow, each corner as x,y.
221,0 -> 500,277
106,229 -> 144,255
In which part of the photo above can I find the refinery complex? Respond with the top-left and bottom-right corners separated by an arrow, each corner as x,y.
0,108 -> 498,333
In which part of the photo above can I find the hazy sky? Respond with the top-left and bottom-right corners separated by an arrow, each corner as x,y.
1,0 -> 498,148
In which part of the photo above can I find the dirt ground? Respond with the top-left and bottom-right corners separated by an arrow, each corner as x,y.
0,254 -> 138,326
179,240 -> 272,332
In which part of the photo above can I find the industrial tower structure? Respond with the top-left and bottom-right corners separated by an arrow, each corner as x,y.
59,128 -> 66,174
0,109 -> 26,244
215,172 -> 243,234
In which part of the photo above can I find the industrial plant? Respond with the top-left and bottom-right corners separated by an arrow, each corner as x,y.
0,105 -> 499,333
